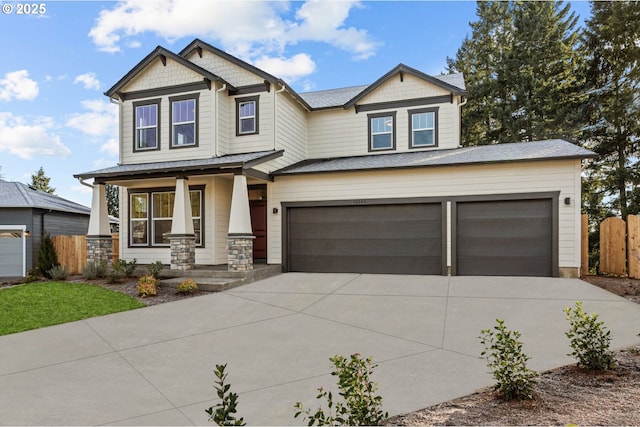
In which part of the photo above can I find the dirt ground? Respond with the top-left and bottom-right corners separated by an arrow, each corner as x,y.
388,275 -> 640,426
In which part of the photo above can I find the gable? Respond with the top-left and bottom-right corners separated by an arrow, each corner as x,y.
357,73 -> 452,106
121,56 -> 209,93
184,49 -> 266,88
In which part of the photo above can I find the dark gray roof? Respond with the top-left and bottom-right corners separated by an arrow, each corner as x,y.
274,139 -> 596,175
0,180 -> 91,215
74,150 -> 283,180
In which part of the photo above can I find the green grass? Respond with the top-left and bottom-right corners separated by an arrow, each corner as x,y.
0,281 -> 145,336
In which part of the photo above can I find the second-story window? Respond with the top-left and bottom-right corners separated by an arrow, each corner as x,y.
134,99 -> 161,151
170,94 -> 198,148
236,95 -> 259,135
409,107 -> 438,148
368,112 -> 396,151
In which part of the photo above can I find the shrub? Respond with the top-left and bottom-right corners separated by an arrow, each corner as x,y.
147,261 -> 164,279
205,363 -> 246,426
113,258 -> 138,277
564,301 -> 616,370
37,234 -> 59,278
137,275 -> 157,298
83,260 -> 108,280
294,353 -> 388,426
22,269 -> 41,283
479,319 -> 538,400
47,265 -> 68,281
177,278 -> 198,294
107,269 -> 125,284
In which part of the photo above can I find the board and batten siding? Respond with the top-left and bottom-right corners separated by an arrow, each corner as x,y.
268,159 -> 583,271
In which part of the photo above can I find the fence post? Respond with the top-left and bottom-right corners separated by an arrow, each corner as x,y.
628,215 -> 640,279
600,217 -> 626,276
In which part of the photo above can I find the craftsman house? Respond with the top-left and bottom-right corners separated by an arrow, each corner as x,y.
75,39 -> 594,277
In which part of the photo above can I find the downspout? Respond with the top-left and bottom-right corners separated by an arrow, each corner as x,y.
457,95 -> 467,148
109,96 -> 123,164
215,83 -> 227,157
274,83 -> 286,151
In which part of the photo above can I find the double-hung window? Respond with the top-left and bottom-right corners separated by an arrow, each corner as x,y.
236,96 -> 259,135
170,94 -> 198,147
134,99 -> 160,151
368,112 -> 396,151
130,194 -> 149,246
409,107 -> 438,148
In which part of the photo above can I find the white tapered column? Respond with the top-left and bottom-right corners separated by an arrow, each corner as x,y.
169,177 -> 196,270
228,174 -> 254,271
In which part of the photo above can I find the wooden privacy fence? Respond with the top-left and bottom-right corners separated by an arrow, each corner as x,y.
52,234 -> 119,275
598,215 -> 640,278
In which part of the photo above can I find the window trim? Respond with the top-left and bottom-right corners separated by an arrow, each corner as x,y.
367,111 -> 396,152
235,95 -> 259,136
409,107 -> 439,149
133,99 -> 161,152
127,186 -> 205,248
129,193 -> 149,247
169,93 -> 199,149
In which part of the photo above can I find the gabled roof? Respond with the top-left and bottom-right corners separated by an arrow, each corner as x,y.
299,85 -> 369,110
274,139 -> 596,176
0,179 -> 91,215
343,64 -> 466,109
104,45 -> 235,98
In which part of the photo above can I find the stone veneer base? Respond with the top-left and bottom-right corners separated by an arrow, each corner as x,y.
86,236 -> 112,264
228,234 -> 255,272
169,235 -> 196,270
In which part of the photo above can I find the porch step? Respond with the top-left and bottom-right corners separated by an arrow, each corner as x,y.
160,276 -> 243,292
158,264 -> 282,292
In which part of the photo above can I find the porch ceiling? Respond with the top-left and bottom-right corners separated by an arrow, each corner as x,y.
74,150 -> 283,183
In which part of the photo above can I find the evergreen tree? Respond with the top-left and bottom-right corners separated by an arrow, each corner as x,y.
106,184 -> 119,218
582,0 -> 640,220
30,166 -> 56,194
37,234 -> 60,278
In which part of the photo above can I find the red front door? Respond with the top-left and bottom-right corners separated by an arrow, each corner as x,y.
250,200 -> 267,260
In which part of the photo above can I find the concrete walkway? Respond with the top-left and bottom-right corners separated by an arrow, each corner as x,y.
1,274 -> 639,426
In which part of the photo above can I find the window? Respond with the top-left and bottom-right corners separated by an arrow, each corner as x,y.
409,107 -> 438,148
368,112 -> 396,151
129,188 -> 203,247
170,94 -> 198,148
236,96 -> 259,135
133,99 -> 161,151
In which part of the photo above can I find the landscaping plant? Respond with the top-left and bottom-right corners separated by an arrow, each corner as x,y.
137,275 -> 157,298
564,301 -> 616,370
113,258 -> 137,277
177,278 -> 198,294
294,353 -> 388,426
205,363 -> 246,426
83,260 -> 108,280
147,261 -> 164,279
479,319 -> 538,400
47,265 -> 68,281
37,234 -> 59,278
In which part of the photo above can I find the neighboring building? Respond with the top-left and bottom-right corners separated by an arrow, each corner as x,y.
75,39 -> 595,277
0,179 -> 91,277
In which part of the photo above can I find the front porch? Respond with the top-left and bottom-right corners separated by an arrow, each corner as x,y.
157,262 -> 282,292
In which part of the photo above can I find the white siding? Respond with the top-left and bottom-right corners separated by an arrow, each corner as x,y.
224,92 -> 274,155
359,73 -> 450,104
185,50 -> 265,87
268,159 -> 583,270
122,58 -> 204,93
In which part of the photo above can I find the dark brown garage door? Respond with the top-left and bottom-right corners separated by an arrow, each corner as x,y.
456,199 -> 553,276
287,203 -> 443,274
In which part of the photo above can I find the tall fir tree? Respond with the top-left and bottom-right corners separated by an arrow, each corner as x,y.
582,0 -> 640,220
30,166 -> 56,194
448,1 -> 584,146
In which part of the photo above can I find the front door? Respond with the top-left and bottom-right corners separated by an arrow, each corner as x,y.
250,200 -> 267,260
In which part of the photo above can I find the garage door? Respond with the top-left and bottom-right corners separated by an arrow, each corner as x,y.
456,199 -> 553,276
0,229 -> 24,277
287,203 -> 442,274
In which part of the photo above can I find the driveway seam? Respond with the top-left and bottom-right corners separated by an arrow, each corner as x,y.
439,275 -> 452,349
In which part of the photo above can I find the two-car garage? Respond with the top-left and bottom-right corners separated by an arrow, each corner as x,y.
284,194 -> 557,277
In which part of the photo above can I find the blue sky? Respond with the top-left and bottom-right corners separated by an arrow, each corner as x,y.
0,0 -> 592,208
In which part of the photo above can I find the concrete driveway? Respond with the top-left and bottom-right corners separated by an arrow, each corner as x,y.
1,273 -> 640,425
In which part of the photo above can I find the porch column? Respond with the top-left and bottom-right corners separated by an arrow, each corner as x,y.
168,177 -> 196,270
228,174 -> 254,271
86,182 -> 112,264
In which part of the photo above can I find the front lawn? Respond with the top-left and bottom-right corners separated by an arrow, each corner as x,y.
0,281 -> 145,336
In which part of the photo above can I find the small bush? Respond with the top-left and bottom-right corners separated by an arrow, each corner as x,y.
137,275 -> 157,298
47,265 -> 68,281
147,261 -> 164,279
22,268 -> 41,283
177,278 -> 198,294
113,258 -> 137,277
294,353 -> 388,426
107,269 -> 125,284
83,260 -> 108,280
205,363 -> 246,426
479,319 -> 538,400
37,234 -> 59,279
564,301 -> 616,370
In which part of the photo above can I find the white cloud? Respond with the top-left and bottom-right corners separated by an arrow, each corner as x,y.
88,0 -> 378,78
254,53 -> 316,83
0,70 -> 39,101
66,99 -> 118,137
74,72 -> 101,90
0,112 -> 71,159
100,138 -> 119,156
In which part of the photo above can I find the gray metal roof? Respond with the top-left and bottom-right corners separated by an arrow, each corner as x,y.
434,73 -> 466,91
0,180 -> 91,215
74,150 -> 283,180
274,139 -> 596,175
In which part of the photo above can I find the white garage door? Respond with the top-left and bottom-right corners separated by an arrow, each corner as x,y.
0,229 -> 25,277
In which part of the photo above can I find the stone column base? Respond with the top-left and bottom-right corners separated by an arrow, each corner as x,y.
228,234 -> 255,271
86,236 -> 113,264
169,235 -> 196,270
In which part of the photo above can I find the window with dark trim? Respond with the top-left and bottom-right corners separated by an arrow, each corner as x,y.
409,107 -> 438,148
236,95 -> 259,135
368,112 -> 396,151
170,93 -> 199,148
128,187 -> 204,247
133,99 -> 161,151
